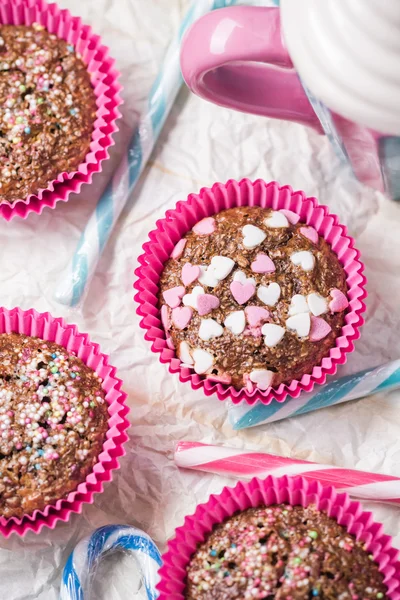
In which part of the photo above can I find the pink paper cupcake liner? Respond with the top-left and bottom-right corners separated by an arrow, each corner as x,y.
134,178 -> 367,405
158,475 -> 400,599
0,0 -> 122,221
0,307 -> 129,537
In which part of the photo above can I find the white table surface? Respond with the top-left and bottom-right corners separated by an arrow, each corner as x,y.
1,1 -> 400,598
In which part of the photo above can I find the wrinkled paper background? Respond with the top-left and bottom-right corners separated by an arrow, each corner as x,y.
1,0 -> 400,598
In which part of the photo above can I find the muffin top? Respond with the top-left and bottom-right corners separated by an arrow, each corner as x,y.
0,333 -> 108,518
0,23 -> 97,203
186,504 -> 388,600
159,207 -> 348,390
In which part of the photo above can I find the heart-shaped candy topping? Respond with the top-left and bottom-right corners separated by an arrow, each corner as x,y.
309,316 -> 332,341
300,226 -> 319,245
224,311 -> 246,335
171,238 -> 186,260
233,270 -> 256,286
307,292 -> 328,316
198,318 -> 224,341
161,305 -> 170,330
192,348 -> 214,374
288,294 -> 310,316
163,285 -> 185,308
183,285 -> 205,309
192,217 -> 216,235
197,294 -> 220,316
179,341 -> 194,365
290,250 -> 315,272
251,253 -> 275,274
249,369 -> 274,391
242,224 -> 267,249
286,313 -> 311,337
329,288 -> 349,312
245,306 -> 270,327
172,306 -> 193,330
257,282 -> 281,306
198,256 -> 235,287
280,209 -> 300,225
181,263 -> 200,286
261,323 -> 285,347
264,211 -> 289,228
230,281 -> 256,305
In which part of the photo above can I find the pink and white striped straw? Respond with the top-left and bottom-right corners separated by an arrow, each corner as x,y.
175,442 -> 400,505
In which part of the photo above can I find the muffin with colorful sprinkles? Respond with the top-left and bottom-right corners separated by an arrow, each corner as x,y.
0,333 -> 108,518
159,206 -> 349,392
0,23 -> 97,203
185,504 -> 388,599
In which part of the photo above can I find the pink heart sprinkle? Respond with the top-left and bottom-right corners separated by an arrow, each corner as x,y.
193,217 -> 216,236
207,373 -> 232,384
166,335 -> 175,350
171,238 -> 186,260
197,294 -> 220,316
171,306 -> 193,330
251,253 -> 275,274
329,288 -> 349,313
160,305 -> 170,330
245,306 -> 270,327
230,281 -> 256,305
243,326 -> 262,338
300,226 -> 319,245
162,286 -> 185,308
181,263 -> 200,286
280,209 -> 300,225
310,316 -> 332,341
243,373 -> 254,393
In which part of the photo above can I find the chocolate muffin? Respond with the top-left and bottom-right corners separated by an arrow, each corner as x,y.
159,207 -> 349,391
0,23 -> 97,203
186,504 -> 388,600
0,333 -> 108,518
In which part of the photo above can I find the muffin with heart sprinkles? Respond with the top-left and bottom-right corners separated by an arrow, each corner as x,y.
158,206 -> 349,392
0,332 -> 108,519
185,504 -> 389,600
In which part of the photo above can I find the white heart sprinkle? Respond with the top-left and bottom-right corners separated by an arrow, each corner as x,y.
288,294 -> 310,316
233,270 -> 256,287
224,311 -> 246,335
261,323 -> 285,347
307,292 -> 328,316
198,318 -> 224,341
198,265 -> 219,288
192,348 -> 214,374
264,211 -> 289,228
249,369 -> 274,390
210,256 -> 235,280
179,341 -> 193,365
290,250 -> 315,272
183,285 -> 205,309
242,224 -> 267,249
198,256 -> 235,287
257,282 -> 281,306
286,313 -> 311,337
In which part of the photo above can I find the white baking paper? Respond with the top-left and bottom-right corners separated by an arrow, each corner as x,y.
1,0 -> 400,598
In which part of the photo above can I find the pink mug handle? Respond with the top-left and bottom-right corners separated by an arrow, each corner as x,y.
180,6 -> 322,133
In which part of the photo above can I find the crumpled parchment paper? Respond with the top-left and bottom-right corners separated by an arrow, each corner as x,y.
1,0 -> 400,598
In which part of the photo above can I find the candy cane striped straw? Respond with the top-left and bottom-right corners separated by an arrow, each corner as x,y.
175,442 -> 400,505
54,0 -> 238,307
228,359 -> 400,430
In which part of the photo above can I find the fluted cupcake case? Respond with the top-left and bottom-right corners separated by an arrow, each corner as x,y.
0,307 -> 129,537
134,178 -> 367,405
158,475 -> 400,599
0,0 -> 122,220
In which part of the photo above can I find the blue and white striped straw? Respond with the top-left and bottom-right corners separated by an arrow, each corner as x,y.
228,359 -> 400,430
54,0 -> 238,307
59,524 -> 162,600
